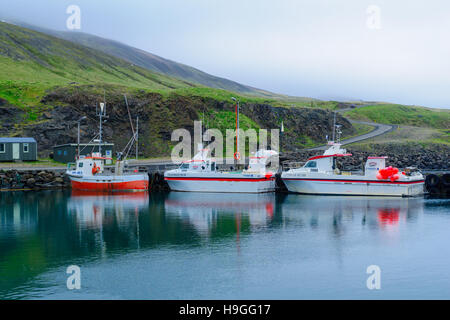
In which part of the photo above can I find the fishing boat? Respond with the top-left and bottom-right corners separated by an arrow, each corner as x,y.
165,97 -> 279,193
281,121 -> 424,197
164,147 -> 278,193
66,102 -> 149,192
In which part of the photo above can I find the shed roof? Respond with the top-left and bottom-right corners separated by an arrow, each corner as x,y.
0,137 -> 36,143
53,143 -> 114,148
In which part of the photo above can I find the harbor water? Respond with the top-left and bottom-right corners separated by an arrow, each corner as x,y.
0,190 -> 449,299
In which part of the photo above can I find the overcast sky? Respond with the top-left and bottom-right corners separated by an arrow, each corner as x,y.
1,0 -> 449,108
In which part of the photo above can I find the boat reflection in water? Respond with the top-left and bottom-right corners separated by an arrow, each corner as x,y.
279,194 -> 423,231
1,189 -> 443,299
163,192 -> 424,237
67,190 -> 149,229
164,192 -> 276,237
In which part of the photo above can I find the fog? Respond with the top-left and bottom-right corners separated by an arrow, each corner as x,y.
1,0 -> 449,108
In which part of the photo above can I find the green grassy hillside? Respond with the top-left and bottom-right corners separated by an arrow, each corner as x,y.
344,104 -> 450,129
7,20 -> 320,102
0,21 -> 195,106
8,21 -> 278,98
0,22 -> 287,112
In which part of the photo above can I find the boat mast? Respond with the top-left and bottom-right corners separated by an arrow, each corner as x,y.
332,111 -> 336,142
136,116 -> 139,160
335,125 -> 342,144
124,94 -> 138,160
231,97 -> 240,161
97,102 -> 106,156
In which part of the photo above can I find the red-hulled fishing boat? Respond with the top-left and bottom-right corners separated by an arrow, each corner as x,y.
65,102 -> 149,192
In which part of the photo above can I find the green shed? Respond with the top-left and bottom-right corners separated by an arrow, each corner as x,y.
0,137 -> 37,161
53,143 -> 114,164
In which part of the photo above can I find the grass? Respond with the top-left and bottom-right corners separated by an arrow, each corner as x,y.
294,134 -> 316,148
200,110 -> 260,132
0,158 -> 65,168
172,87 -> 275,105
344,104 -> 450,129
199,109 -> 262,156
0,21 -> 193,108
349,125 -> 450,149
341,122 -> 374,140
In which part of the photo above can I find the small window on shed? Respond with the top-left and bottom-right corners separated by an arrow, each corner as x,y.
23,143 -> 29,153
0,143 -> 5,153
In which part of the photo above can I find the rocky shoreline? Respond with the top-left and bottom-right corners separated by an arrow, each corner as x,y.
0,169 -> 70,190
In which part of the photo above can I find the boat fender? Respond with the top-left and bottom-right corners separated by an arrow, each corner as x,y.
265,172 -> 273,179
425,174 -> 440,188
427,186 -> 440,195
441,174 -> 450,187
377,167 -> 399,180
390,174 -> 400,182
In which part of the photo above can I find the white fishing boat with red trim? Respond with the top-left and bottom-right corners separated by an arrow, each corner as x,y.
281,141 -> 424,197
165,97 -> 278,193
164,147 -> 278,193
65,102 -> 149,192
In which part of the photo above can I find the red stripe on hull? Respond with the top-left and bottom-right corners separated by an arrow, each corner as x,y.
165,177 -> 275,182
283,178 -> 424,185
71,180 -> 149,191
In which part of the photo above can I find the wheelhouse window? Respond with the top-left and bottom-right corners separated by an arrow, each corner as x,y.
0,143 -> 5,153
180,163 -> 189,169
78,162 -> 84,168
23,143 -> 29,153
304,161 -> 317,168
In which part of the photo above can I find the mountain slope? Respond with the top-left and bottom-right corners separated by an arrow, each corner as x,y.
11,21 -> 283,98
0,21 -> 195,91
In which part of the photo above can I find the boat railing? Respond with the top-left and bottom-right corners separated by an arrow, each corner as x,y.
67,162 -> 76,171
281,161 -> 306,171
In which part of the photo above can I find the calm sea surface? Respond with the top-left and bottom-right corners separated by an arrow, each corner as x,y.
0,190 -> 449,299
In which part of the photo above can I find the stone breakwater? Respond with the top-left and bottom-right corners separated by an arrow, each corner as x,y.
0,169 -> 70,190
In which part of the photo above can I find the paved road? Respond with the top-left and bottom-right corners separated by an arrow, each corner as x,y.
307,104 -> 397,151
308,120 -> 396,151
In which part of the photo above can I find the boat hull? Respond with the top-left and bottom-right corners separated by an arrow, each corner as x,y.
70,174 -> 149,191
165,176 -> 276,193
282,178 -> 424,197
